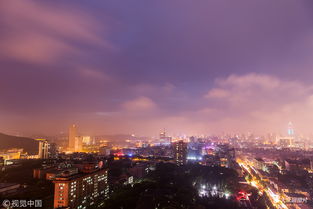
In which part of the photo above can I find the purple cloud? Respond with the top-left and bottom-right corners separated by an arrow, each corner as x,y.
1,0 -> 313,136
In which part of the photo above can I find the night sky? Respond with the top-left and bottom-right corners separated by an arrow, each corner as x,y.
1,0 -> 313,136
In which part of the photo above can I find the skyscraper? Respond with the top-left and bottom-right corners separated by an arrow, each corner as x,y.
68,124 -> 77,151
160,129 -> 171,145
288,122 -> 295,137
37,139 -> 49,159
160,129 -> 166,140
74,136 -> 83,152
173,140 -> 187,166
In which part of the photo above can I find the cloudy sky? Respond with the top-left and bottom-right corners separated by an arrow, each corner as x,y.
1,0 -> 313,136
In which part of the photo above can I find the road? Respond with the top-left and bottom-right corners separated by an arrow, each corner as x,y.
237,159 -> 288,209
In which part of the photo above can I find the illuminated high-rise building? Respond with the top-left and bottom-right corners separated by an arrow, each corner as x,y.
82,136 -> 92,145
74,136 -> 83,152
53,164 -> 109,208
288,122 -> 295,137
68,124 -> 77,151
160,129 -> 171,145
160,129 -> 166,140
173,140 -> 187,166
37,139 -> 50,159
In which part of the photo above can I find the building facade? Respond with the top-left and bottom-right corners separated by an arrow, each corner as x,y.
68,124 -> 77,151
37,139 -> 50,159
53,166 -> 109,209
173,140 -> 187,166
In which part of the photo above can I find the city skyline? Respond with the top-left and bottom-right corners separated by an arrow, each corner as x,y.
2,1 -> 313,136
2,2 -> 313,209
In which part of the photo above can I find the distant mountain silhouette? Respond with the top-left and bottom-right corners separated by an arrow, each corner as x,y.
0,133 -> 38,155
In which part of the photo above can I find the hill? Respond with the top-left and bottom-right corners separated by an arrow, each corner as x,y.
0,133 -> 38,155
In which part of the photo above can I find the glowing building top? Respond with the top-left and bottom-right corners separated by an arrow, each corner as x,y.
287,122 -> 295,136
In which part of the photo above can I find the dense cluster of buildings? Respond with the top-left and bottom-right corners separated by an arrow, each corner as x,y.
28,126 -> 240,208
239,148 -> 313,209
2,123 -> 313,208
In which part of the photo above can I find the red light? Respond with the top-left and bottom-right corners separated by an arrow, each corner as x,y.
114,152 -> 124,157
236,191 -> 250,201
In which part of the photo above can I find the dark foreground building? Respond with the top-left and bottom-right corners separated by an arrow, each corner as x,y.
53,163 -> 109,209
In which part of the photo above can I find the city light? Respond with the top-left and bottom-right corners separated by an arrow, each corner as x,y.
1,1 -> 313,209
